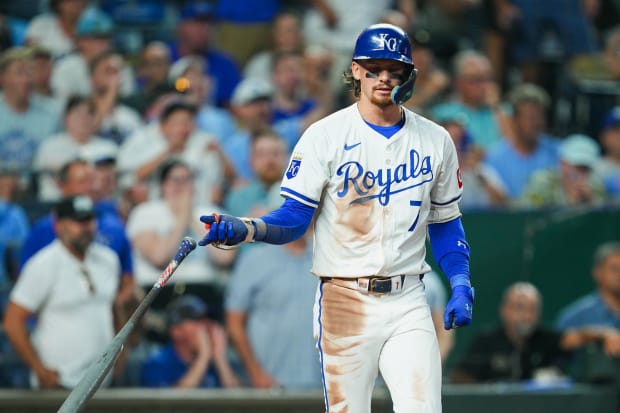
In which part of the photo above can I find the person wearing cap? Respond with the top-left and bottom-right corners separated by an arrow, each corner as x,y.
25,0 -> 87,58
485,83 -> 561,200
170,1 -> 241,108
519,134 -> 607,208
116,97 -> 226,206
3,194 -> 121,389
594,107 -> 620,200
141,294 -> 240,388
0,47 -> 61,177
50,7 -> 136,104
33,95 -> 119,202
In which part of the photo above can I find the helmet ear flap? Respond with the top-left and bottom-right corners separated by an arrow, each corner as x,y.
390,67 -> 417,105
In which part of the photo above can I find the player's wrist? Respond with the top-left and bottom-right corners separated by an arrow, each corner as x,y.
449,274 -> 471,289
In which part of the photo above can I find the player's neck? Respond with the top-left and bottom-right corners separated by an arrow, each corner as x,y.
357,101 -> 402,126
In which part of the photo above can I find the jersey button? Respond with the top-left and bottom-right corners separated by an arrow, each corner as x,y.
386,159 -> 392,165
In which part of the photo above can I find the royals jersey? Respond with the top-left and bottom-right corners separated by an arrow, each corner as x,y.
280,104 -> 463,278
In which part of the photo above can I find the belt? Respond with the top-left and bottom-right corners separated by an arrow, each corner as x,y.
321,274 -> 409,295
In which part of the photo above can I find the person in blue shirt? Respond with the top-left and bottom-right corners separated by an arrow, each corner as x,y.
141,294 -> 240,388
169,2 -> 241,108
19,159 -> 135,308
484,83 -> 560,200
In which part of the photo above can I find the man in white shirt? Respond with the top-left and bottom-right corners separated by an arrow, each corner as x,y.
2,195 -> 120,389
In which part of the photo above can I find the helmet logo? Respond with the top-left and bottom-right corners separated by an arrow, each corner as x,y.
375,33 -> 400,52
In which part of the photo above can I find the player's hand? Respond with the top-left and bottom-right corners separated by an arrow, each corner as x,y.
199,214 -> 250,246
444,285 -> 474,330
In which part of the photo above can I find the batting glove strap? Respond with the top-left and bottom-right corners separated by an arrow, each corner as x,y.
239,217 -> 257,243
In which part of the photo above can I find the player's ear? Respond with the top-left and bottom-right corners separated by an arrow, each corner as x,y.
351,61 -> 362,81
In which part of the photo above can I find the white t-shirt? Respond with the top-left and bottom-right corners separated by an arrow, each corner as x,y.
10,240 -> 120,388
33,132 -> 119,201
51,53 -> 136,102
303,0 -> 391,51
281,104 -> 463,278
125,199 -> 224,286
117,122 -> 224,206
25,14 -> 75,58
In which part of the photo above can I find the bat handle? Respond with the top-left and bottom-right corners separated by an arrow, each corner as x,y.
173,237 -> 197,263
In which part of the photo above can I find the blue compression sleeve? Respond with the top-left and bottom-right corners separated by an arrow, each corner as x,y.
255,198 -> 315,244
428,217 -> 471,288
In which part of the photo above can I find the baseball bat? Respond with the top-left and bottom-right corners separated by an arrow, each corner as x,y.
57,236 -> 198,413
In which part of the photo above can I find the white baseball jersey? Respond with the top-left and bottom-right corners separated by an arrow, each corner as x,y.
280,103 -> 462,278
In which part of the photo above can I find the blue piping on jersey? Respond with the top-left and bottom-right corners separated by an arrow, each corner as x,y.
317,281 -> 329,412
281,187 -> 320,207
431,194 -> 462,206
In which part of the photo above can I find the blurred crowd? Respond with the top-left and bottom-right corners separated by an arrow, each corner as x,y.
0,0 -> 619,391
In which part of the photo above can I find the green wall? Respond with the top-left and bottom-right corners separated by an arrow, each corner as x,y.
433,207 -> 620,372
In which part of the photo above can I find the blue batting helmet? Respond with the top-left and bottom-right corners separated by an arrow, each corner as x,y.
352,23 -> 414,66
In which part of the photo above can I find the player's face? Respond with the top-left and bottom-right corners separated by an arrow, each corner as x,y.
352,59 -> 407,108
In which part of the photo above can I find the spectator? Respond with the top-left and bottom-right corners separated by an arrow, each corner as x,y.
451,282 -> 570,383
603,26 -> 620,81
116,99 -> 226,206
519,134 -> 607,208
19,159 -> 135,314
0,47 -> 60,178
0,166 -> 29,309
556,241 -> 620,383
431,50 -> 512,151
437,113 -> 508,209
485,83 -> 561,200
423,271 -> 455,364
214,0 -> 280,68
556,241 -> 620,345
33,95 -> 118,202
224,130 -> 288,218
303,43 -> 334,105
226,231 -> 321,388
270,50 -> 333,149
125,159 -> 235,320
225,78 -> 276,181
88,50 -> 142,145
243,12 -> 305,83
116,173 -> 149,226
24,0 -> 86,58
50,7 -> 135,103
170,1 -> 241,108
595,107 -> 620,200
166,55 -> 236,146
3,195 -> 120,389
141,294 -> 240,388
122,41 -> 174,118
403,28 -> 450,113
29,46 -> 61,111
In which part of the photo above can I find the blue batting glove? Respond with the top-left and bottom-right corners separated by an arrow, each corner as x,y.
444,285 -> 474,330
199,214 -> 249,246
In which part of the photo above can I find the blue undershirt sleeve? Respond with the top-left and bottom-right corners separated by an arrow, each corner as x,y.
254,198 -> 315,244
428,217 -> 471,289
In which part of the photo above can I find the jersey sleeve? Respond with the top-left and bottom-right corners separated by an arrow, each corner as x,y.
279,123 -> 329,208
429,129 -> 463,223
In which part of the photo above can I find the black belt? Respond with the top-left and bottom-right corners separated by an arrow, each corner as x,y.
322,274 -> 411,294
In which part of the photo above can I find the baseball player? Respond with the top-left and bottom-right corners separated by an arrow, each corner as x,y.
199,23 -> 474,413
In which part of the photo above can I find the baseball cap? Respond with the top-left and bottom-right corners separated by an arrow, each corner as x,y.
166,295 -> 207,326
602,107 -> 620,130
79,144 -> 118,166
559,134 -> 601,168
76,8 -> 114,38
54,195 -> 96,221
0,47 -> 33,73
231,78 -> 273,106
180,1 -> 215,21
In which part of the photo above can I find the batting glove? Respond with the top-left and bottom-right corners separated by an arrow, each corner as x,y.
444,285 -> 474,330
199,214 -> 254,247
